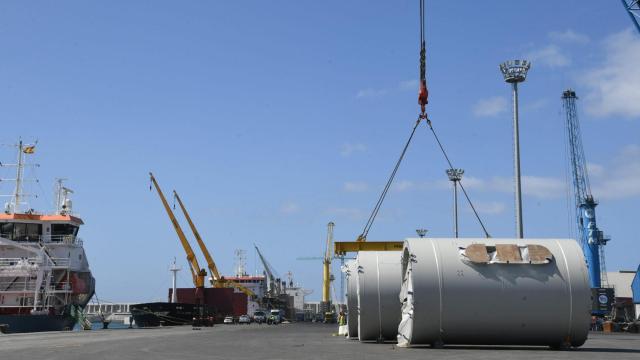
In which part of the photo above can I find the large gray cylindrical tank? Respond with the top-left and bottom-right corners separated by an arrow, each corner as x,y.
344,260 -> 358,339
357,251 -> 402,342
397,238 -> 591,348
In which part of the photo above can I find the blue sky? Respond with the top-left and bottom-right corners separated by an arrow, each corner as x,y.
0,1 -> 638,302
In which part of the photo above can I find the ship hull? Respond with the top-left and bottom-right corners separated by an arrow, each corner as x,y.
0,314 -> 76,334
130,302 -> 213,327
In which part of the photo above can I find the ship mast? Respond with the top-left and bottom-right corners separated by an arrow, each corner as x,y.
11,140 -> 25,214
1,140 -> 38,214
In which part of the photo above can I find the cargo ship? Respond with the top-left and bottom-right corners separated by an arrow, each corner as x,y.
0,141 -> 95,333
130,302 -> 213,327
130,286 -> 247,326
130,174 -> 249,327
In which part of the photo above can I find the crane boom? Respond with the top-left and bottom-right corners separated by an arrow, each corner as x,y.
562,90 -> 609,290
254,245 -> 277,296
173,191 -> 221,281
149,173 -> 205,288
173,190 -> 255,297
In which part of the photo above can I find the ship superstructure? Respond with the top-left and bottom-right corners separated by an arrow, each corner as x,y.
0,141 -> 94,333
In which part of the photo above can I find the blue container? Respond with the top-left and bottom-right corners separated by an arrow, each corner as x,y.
632,265 -> 640,304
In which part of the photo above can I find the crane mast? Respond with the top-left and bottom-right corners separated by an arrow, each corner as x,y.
149,173 -> 206,289
322,222 -> 334,304
562,90 -> 609,290
321,222 -> 336,322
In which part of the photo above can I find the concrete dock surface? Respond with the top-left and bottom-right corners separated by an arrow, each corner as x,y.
1,323 -> 639,360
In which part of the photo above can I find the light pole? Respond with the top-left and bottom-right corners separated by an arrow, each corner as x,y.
416,229 -> 428,238
446,168 -> 464,238
499,60 -> 531,239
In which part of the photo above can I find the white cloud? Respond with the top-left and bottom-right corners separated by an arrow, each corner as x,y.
587,162 -> 605,178
582,29 -> 640,118
326,207 -> 365,221
379,174 -> 566,199
357,79 -> 420,99
522,176 -> 565,199
398,79 -> 418,90
279,201 -> 300,215
549,29 -> 590,44
438,146 -> 640,202
526,44 -> 571,68
591,144 -> 640,199
473,201 -> 506,215
356,88 -> 388,98
472,96 -> 508,117
340,143 -> 366,156
390,179 -> 450,192
459,176 -> 488,190
343,181 -> 368,192
392,180 -> 416,192
523,98 -> 548,112
465,175 -> 564,199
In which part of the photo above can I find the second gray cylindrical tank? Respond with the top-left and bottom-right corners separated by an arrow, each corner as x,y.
357,251 -> 402,342
344,260 -> 358,339
397,238 -> 591,348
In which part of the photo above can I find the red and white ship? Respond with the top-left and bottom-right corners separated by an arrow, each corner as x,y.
0,141 -> 94,333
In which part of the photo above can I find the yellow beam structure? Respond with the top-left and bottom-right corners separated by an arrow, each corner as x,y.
334,241 -> 404,255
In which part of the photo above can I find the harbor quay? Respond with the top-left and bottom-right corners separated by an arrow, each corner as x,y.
0,323 -> 639,360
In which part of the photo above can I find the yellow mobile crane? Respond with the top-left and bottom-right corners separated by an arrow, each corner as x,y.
172,191 -> 255,298
149,172 -> 206,289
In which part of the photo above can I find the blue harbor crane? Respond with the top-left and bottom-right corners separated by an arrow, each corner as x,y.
621,0 -> 640,34
562,90 -> 610,292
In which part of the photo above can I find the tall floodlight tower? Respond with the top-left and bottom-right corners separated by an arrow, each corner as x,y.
499,60 -> 531,239
562,89 -> 610,290
446,168 -> 464,237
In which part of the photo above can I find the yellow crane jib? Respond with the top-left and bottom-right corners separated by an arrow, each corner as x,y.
334,241 -> 404,256
172,189 -> 255,298
173,191 -> 221,282
149,172 -> 206,288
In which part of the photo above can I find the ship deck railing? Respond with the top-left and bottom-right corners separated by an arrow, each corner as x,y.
0,257 -> 71,268
0,233 -> 83,246
0,282 -> 73,294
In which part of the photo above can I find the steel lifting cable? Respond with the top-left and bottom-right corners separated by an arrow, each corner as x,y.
358,118 -> 422,241
424,118 -> 491,238
359,0 -> 426,241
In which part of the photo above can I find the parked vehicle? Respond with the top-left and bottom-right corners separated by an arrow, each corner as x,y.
238,315 -> 251,324
223,316 -> 234,324
253,311 -> 266,324
267,309 -> 283,325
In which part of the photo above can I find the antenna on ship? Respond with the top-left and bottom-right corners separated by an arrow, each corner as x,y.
234,249 -> 247,277
55,178 -> 74,215
1,139 -> 39,214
